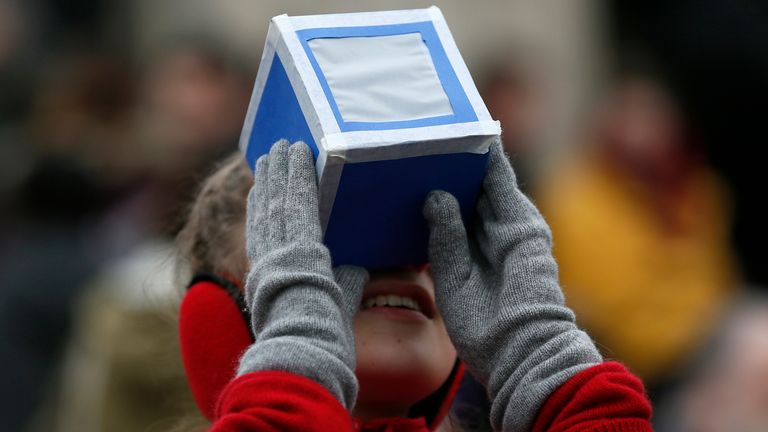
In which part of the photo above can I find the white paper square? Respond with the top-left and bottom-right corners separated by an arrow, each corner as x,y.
307,33 -> 454,123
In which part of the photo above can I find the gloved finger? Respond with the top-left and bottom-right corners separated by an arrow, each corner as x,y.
423,190 -> 472,289
247,154 -> 270,261
333,265 -> 369,319
286,142 -> 322,243
474,192 -> 518,268
476,184 -> 550,268
482,139 -> 520,219
266,140 -> 290,246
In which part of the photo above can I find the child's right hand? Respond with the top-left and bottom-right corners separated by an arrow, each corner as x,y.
237,140 -> 368,411
423,140 -> 603,432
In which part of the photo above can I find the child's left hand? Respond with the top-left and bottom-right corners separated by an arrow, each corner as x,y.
423,140 -> 603,431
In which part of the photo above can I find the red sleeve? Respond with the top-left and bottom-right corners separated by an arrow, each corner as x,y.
532,362 -> 653,432
211,371 -> 356,432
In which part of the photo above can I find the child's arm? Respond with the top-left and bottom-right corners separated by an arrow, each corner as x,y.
212,371 -> 355,431
423,140 -> 652,431
210,141 -> 366,431
531,361 -> 651,432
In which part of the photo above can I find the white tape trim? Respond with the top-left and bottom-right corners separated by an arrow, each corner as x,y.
330,134 -> 498,164
289,8 -> 433,31
323,120 -> 500,158
316,153 -> 345,233
275,15 -> 340,148
238,22 -> 280,154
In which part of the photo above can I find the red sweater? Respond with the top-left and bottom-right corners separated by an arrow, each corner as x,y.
210,362 -> 652,432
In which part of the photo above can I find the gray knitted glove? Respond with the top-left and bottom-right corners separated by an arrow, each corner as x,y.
237,140 -> 368,410
423,140 -> 602,431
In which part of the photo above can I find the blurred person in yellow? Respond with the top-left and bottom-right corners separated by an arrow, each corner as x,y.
536,73 -> 739,394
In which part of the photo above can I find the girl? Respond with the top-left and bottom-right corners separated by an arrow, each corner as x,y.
177,140 -> 653,431
177,150 -> 463,430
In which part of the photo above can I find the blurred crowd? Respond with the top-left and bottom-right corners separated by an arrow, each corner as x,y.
1,1 -> 767,431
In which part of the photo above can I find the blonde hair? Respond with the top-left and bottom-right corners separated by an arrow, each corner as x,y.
176,151 -> 252,285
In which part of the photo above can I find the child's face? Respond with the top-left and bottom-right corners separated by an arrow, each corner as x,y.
352,265 -> 457,420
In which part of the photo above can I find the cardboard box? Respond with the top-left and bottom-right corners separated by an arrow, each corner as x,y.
240,6 -> 500,268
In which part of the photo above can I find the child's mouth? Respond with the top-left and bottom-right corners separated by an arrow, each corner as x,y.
359,282 -> 436,320
362,294 -> 423,312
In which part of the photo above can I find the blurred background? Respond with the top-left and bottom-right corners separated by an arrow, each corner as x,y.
1,0 -> 766,431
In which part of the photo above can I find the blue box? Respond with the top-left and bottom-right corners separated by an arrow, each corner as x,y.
239,7 -> 500,268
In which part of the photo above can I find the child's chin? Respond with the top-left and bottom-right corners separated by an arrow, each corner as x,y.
354,334 -> 454,400
355,364 -> 445,409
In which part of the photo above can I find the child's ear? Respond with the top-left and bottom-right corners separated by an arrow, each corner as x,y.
179,276 -> 253,420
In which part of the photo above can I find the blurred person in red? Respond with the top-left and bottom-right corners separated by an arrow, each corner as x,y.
536,72 -> 739,398
137,43 -> 251,184
481,57 -> 547,193
93,42 -> 252,247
